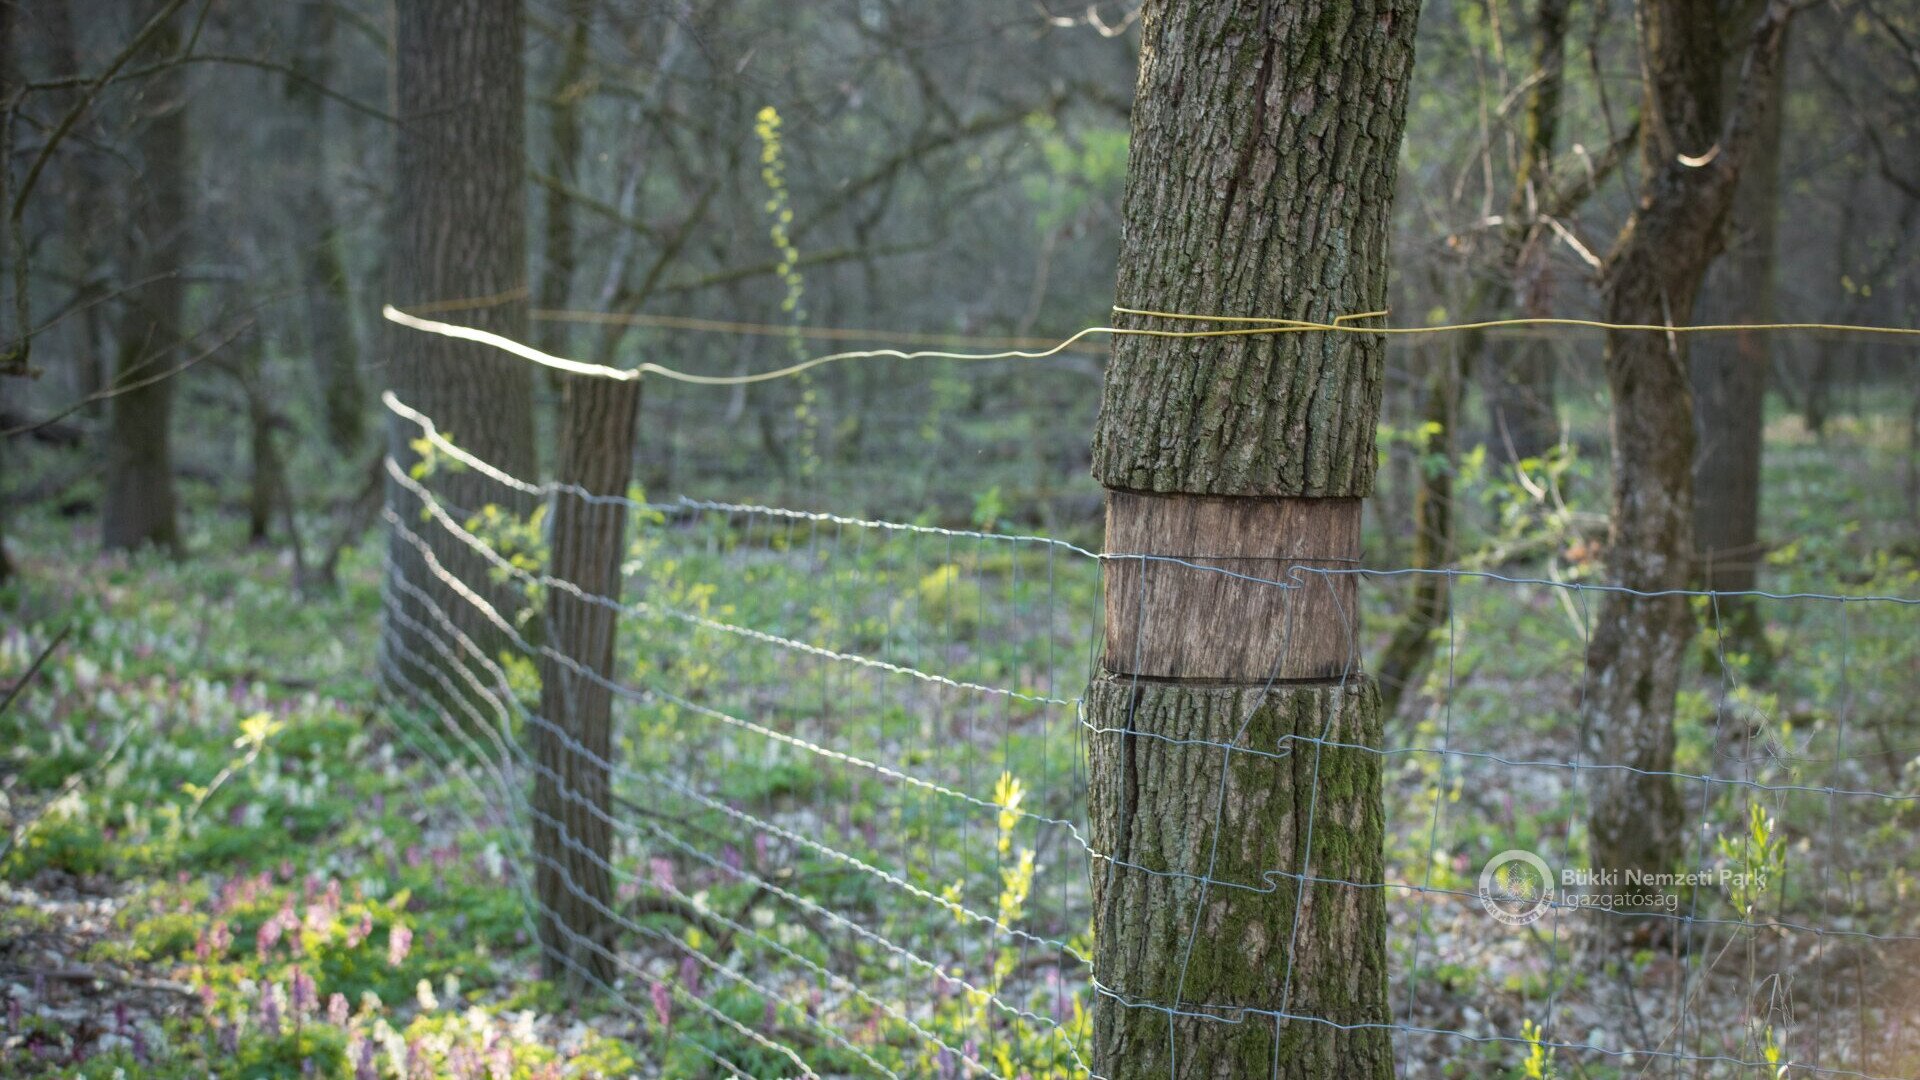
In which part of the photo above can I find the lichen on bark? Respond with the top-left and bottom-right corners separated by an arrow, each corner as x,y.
1086,674 -> 1391,1079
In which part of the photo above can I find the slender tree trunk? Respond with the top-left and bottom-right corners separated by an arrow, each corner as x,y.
285,0 -> 362,451
1483,0 -> 1572,467
1691,21 -> 1786,659
534,373 -> 637,990
1377,348 -> 1454,719
1584,0 -> 1790,917
1383,0 -> 1585,719
382,0 -> 537,692
103,0 -> 188,554
1086,3 -> 1419,1075
236,332 -> 286,546
46,0 -> 112,413
0,0 -> 15,586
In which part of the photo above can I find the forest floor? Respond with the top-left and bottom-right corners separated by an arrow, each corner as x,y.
3,405 -> 1919,1078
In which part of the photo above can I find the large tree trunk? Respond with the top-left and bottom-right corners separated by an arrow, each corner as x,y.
533,373 -> 637,991
1690,21 -> 1785,657
1086,2 -> 1419,1075
1584,0 -> 1790,914
381,0 -> 537,693
102,0 -> 188,554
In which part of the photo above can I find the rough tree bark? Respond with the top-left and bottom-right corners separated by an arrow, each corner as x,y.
1690,17 -> 1786,658
284,0 -> 363,451
102,0 -> 188,553
533,373 -> 637,990
381,0 -> 537,693
1085,2 -> 1419,1076
1584,0 -> 1791,909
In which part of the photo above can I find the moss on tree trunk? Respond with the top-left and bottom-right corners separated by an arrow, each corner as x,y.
1087,675 -> 1390,1078
1087,1 -> 1418,1075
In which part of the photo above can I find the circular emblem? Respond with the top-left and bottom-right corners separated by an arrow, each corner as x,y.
1479,849 -> 1554,925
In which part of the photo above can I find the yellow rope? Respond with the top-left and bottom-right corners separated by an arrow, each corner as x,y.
383,299 -> 1919,389
529,307 -> 1099,353
1112,305 -> 1920,339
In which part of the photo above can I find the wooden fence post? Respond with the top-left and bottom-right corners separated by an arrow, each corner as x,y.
534,372 -> 639,989
1086,2 -> 1419,1076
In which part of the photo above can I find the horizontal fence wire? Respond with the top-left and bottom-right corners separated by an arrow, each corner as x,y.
375,382 -> 1920,1078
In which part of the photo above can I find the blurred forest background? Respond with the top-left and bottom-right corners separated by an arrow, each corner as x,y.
2,0 -> 1910,551
2,0 -> 1919,1077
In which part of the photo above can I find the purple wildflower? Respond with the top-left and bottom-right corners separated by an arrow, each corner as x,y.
290,967 -> 318,1016
327,992 -> 351,1027
259,986 -> 283,1035
388,923 -> 413,967
678,954 -> 701,999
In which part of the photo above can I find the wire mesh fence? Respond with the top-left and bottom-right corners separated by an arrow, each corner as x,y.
377,383 -> 1920,1078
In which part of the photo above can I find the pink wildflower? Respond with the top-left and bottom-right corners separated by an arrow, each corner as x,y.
650,981 -> 672,1029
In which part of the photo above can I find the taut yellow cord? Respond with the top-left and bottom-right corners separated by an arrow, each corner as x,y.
382,300 -> 1918,389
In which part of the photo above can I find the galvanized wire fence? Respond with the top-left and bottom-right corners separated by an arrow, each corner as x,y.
377,380 -> 1920,1079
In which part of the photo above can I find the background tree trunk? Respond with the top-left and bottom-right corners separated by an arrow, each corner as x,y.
1376,347 -> 1454,720
1086,2 -> 1419,1075
1584,0 -> 1790,915
535,0 -> 591,361
1482,0 -> 1572,467
0,0 -> 15,584
1380,0 -> 1587,720
46,0 -> 113,414
381,0 -> 537,692
533,373 -> 637,991
285,0 -> 363,452
1691,20 -> 1786,657
102,0 -> 188,554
